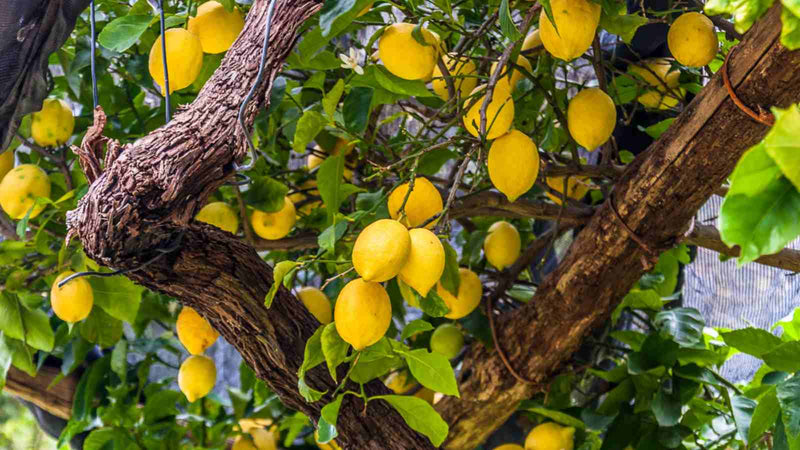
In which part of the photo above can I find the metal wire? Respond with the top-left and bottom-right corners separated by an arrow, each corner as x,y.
89,0 -> 98,108
158,0 -> 171,122
233,0 -> 278,172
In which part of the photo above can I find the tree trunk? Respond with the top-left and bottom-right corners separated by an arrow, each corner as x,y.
65,0 -> 434,448
437,6 -> 800,448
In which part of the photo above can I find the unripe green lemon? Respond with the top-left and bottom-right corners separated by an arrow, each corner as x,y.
148,28 -> 204,95
463,85 -> 515,140
334,278 -> 392,350
436,268 -> 483,319
430,323 -> 464,359
667,12 -> 718,68
251,197 -> 296,240
488,130 -> 540,202
0,164 -> 51,219
525,422 -> 575,450
630,58 -> 685,110
490,55 -> 532,91
352,219 -> 411,282
50,271 -> 94,323
297,287 -> 332,324
545,175 -> 591,205
0,151 -> 14,182
31,98 -> 74,147
196,202 -> 239,234
398,228 -> 445,297
379,23 -> 440,80
484,221 -> 521,271
176,306 -> 219,355
187,1 -> 245,54
387,177 -> 443,229
539,0 -> 601,61
432,53 -> 478,101
567,88 -> 617,151
179,355 -> 217,402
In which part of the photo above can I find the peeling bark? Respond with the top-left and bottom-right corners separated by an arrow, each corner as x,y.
437,6 -> 800,448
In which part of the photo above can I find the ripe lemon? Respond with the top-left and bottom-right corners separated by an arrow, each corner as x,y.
289,180 -> 321,215
522,29 -> 543,54
567,88 -> 617,151
484,221 -> 521,271
178,354 -> 216,402
495,445 -> 525,450
0,151 -> 14,181
31,98 -> 74,147
415,387 -> 435,404
398,228 -> 445,297
430,323 -> 464,359
463,85 -> 515,140
629,58 -> 684,110
384,370 -> 416,394
196,201 -> 239,234
379,23 -> 440,80
0,164 -> 51,219
436,268 -> 483,319
187,1 -> 244,54
545,175 -> 590,204
148,28 -> 204,95
251,197 -> 296,240
352,219 -> 411,282
334,278 -> 392,350
539,0 -> 601,61
387,177 -> 443,229
488,130 -> 540,202
668,12 -> 718,68
233,427 -> 278,450
329,138 -> 356,157
297,287 -> 332,324
491,55 -> 532,91
50,271 -> 94,323
176,306 -> 219,355
525,422 -> 575,450
432,53 -> 478,101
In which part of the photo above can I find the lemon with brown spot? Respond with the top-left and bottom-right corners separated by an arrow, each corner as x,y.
176,306 -> 219,355
196,201 -> 239,234
31,98 -> 74,147
539,0 -> 601,61
388,177 -> 443,229
525,422 -> 575,450
379,23 -> 440,80
334,278 -> 392,350
484,221 -> 521,271
50,271 -> 94,323
435,268 -> 483,319
188,1 -> 244,54
352,219 -> 411,282
251,196 -> 296,240
432,53 -> 478,101
297,287 -> 332,324
148,28 -> 204,95
178,355 -> 217,402
0,164 -> 51,219
463,84 -> 515,140
668,12 -> 718,68
398,228 -> 445,297
488,130 -> 539,202
567,88 -> 617,151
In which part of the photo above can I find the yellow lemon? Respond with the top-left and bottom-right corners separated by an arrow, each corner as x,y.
379,23 -> 440,80
545,175 -> 590,204
352,219 -> 411,282
539,0 -> 601,61
251,197 -> 296,240
178,355 -> 216,402
297,287 -> 332,324
490,55 -> 532,91
232,435 -> 258,450
239,418 -> 273,433
0,151 -> 14,181
195,201 -> 239,234
629,58 -> 684,110
525,422 -> 575,450
31,98 -> 74,147
415,387 -> 435,405
50,271 -> 94,323
176,306 -> 219,355
567,88 -> 617,150
484,221 -> 521,271
463,84 -> 515,140
522,29 -> 543,54
148,28 -> 204,95
238,427 -> 277,450
432,53 -> 478,101
0,164 -> 51,219
488,130 -> 540,202
187,1 -> 245,54
387,177 -> 443,229
289,180 -> 321,215
384,370 -> 416,394
308,148 -> 354,181
668,12 -> 718,68
430,323 -> 463,359
495,445 -> 525,450
398,228 -> 445,297
334,278 -> 392,350
436,268 -> 483,319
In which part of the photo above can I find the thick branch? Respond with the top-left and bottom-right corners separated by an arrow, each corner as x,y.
4,366 -> 77,420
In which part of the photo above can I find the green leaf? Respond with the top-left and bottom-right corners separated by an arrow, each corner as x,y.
418,288 -> 450,318
80,308 -> 123,348
439,242 -> 460,296
764,105 -> 800,189
317,156 -> 363,224
721,328 -> 782,357
750,387 -> 780,443
720,176 -> 800,264
398,348 -> 459,397
372,395 -> 449,446
317,394 -> 343,443
0,333 -> 12,390
401,319 -> 434,340
0,293 -> 54,352
732,395 -> 757,442
522,407 -> 586,429
727,142 -> 783,197
318,0 -> 373,36
323,79 -> 345,119
782,6 -> 800,49
111,340 -> 128,382
343,87 -> 373,133
763,341 -> 800,372
298,326 -> 327,402
778,374 -> 800,441
499,0 -> 524,41
373,66 -> 435,98
321,323 -> 349,382
243,175 -> 290,213
318,220 -> 348,254
600,7 -> 649,43
73,355 -> 110,420
652,383 -> 681,426
597,378 -> 635,416
90,275 -> 144,324
83,428 -> 118,450
293,110 -> 328,153
97,15 -> 152,52
653,307 -> 705,348
611,289 -> 662,324
265,261 -> 298,308
143,390 -> 181,423
643,118 -> 675,139
705,0 -> 776,34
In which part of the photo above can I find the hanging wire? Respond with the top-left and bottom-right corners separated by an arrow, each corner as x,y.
233,0 -> 278,172
89,0 -> 98,108
158,0 -> 172,122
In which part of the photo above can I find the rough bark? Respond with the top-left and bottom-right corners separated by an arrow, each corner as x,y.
437,6 -> 800,448
65,1 -> 433,448
4,366 -> 77,420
